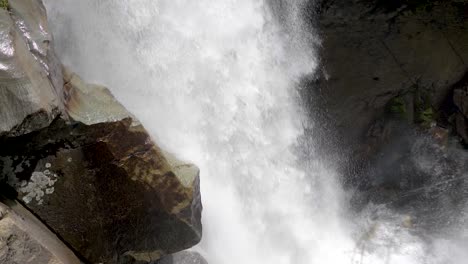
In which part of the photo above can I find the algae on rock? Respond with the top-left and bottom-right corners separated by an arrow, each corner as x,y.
0,0 -> 8,10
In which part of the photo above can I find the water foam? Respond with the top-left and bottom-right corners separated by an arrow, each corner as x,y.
43,1 -> 466,263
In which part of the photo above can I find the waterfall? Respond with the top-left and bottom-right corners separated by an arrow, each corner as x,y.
43,1 -> 467,264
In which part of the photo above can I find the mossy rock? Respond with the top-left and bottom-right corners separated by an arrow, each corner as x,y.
387,96 -> 408,119
414,88 -> 436,127
0,0 -> 8,10
417,107 -> 435,127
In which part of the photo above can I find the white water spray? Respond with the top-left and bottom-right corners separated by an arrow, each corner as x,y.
43,1 -> 467,264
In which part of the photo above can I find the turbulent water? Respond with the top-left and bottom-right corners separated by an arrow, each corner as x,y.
44,1 -> 467,264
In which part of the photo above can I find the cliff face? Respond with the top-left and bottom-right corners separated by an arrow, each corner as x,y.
312,0 -> 468,231
315,0 -> 468,144
0,1 -> 202,263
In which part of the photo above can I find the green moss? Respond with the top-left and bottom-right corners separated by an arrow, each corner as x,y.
409,0 -> 435,12
388,96 -> 407,119
0,0 -> 8,10
417,107 -> 435,127
414,88 -> 435,127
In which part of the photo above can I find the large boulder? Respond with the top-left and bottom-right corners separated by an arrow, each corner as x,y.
0,1 -> 202,263
0,70 -> 202,264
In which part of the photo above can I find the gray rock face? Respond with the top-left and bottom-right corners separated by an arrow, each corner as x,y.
453,77 -> 468,143
9,0 -> 64,96
156,251 -> 208,264
454,87 -> 468,117
0,2 -> 61,136
311,0 -> 468,233
315,0 -> 468,143
0,200 -> 81,264
63,68 -> 138,125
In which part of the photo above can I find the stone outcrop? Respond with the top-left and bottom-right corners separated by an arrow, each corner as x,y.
0,0 -> 202,263
0,199 -> 81,264
311,0 -> 468,188
156,251 -> 208,264
0,82 -> 202,262
0,2 -> 61,136
313,0 -> 468,145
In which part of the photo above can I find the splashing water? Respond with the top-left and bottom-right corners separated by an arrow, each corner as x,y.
43,1 -> 467,264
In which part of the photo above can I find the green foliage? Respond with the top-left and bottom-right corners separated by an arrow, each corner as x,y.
417,107 -> 435,127
0,0 -> 8,10
414,88 -> 435,127
388,96 -> 407,118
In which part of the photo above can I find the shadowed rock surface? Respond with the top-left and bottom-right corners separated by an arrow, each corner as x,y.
313,0 -> 468,145
1,114 -> 202,263
303,0 -> 468,234
453,73 -> 468,143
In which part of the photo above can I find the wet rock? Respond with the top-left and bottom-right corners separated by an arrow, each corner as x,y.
455,112 -> 468,143
451,73 -> 468,143
429,126 -> 449,146
0,200 -> 80,264
156,251 -> 208,264
454,86 -> 468,117
0,1 -> 202,263
63,67 -> 137,125
9,0 -> 64,96
0,2 -> 60,136
314,0 -> 468,144
0,74 -> 202,263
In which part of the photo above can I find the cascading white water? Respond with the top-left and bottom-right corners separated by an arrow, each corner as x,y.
43,1 -> 468,264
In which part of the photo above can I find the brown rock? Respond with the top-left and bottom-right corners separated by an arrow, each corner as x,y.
1,72 -> 202,263
0,1 -> 202,263
430,126 -> 449,146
